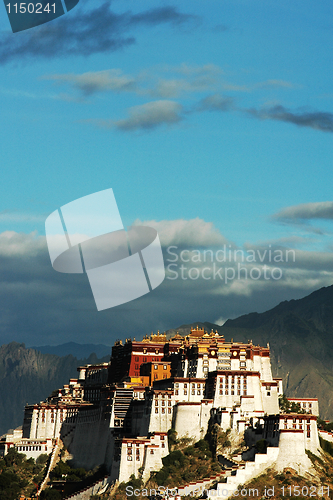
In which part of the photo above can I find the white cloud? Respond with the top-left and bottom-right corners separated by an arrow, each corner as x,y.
43,69 -> 136,96
132,217 -> 228,247
113,100 -> 183,131
214,316 -> 227,326
0,211 -> 45,223
0,231 -> 46,257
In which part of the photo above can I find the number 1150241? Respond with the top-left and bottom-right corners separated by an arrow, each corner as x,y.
280,485 -> 329,496
6,3 -> 56,14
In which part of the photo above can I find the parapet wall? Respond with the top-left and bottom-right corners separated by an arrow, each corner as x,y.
274,430 -> 314,475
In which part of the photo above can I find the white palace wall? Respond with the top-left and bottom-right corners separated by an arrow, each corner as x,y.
274,430 -> 314,475
173,401 -> 213,441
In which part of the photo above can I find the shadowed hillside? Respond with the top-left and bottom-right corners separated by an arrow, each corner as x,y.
0,342 -> 110,435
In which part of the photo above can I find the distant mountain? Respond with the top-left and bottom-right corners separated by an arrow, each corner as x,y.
221,285 -> 333,420
0,343 -> 110,436
164,286 -> 333,420
29,342 -> 111,360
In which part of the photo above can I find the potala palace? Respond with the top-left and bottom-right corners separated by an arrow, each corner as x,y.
0,327 -> 325,497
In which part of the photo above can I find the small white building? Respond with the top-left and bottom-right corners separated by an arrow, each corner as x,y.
110,432 -> 169,483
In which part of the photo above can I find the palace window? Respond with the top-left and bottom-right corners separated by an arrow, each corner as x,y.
164,365 -> 167,370
168,408 -> 171,414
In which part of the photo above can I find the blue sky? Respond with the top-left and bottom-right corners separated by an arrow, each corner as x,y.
0,0 -> 333,346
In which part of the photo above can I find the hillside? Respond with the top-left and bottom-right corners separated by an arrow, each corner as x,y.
29,342 -> 111,359
221,285 -> 333,420
0,343 -> 110,436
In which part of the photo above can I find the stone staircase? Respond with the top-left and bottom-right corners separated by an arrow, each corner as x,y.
63,476 -> 110,500
39,438 -> 64,492
114,388 -> 133,419
208,448 -> 279,499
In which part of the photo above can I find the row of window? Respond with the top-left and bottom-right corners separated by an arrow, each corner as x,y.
127,449 -> 155,460
175,389 -> 201,396
175,383 -> 202,388
17,445 -> 44,452
155,408 -> 172,414
219,389 -> 247,396
219,376 -> 248,383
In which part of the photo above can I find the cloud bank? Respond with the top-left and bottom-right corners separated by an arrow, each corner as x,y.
247,105 -> 333,133
0,214 -> 332,347
273,202 -> 333,222
0,2 -> 197,63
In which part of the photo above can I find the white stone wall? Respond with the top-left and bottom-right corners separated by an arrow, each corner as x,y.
279,415 -> 320,456
148,393 -> 174,434
27,406 -> 68,440
273,378 -> 283,395
275,430 -> 314,475
261,385 -> 279,414
115,434 -> 168,483
319,430 -> 333,443
174,401 -> 213,441
261,357 -> 273,381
